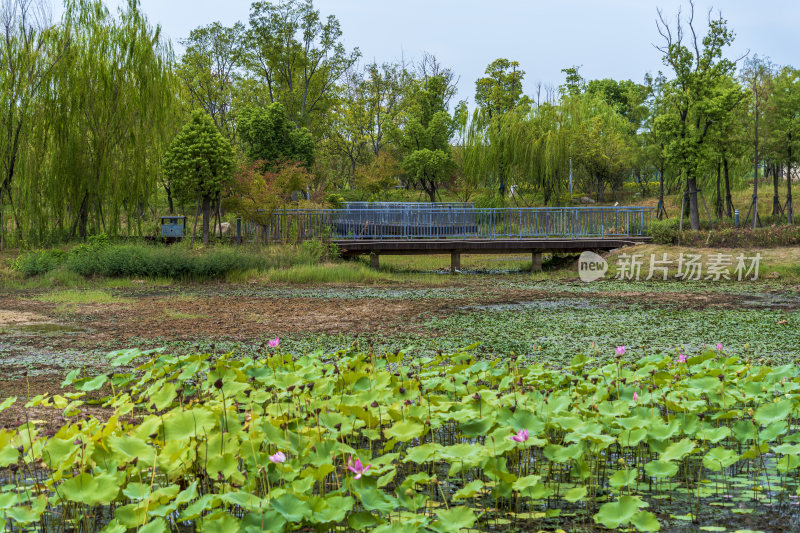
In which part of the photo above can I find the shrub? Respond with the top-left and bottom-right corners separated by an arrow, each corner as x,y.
11,249 -> 66,276
646,218 -> 681,244
647,218 -> 800,247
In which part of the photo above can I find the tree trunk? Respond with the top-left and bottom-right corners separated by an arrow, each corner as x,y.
425,180 -> 437,203
752,110 -> 759,229
190,196 -> 201,246
596,176 -> 604,203
773,161 -> 781,217
724,158 -> 733,218
687,177 -> 700,230
165,184 -> 174,214
788,147 -> 794,225
657,162 -> 665,219
715,162 -> 723,219
202,195 -> 211,245
78,192 -> 89,241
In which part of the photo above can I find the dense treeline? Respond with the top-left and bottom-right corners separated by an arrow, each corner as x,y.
1,0 -> 799,246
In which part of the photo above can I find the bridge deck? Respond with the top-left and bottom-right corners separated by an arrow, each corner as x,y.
334,237 -> 650,256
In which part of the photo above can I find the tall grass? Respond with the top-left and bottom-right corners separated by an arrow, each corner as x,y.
12,240 -> 336,280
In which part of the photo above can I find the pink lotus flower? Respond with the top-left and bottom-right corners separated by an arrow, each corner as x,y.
510,429 -> 529,442
268,337 -> 280,348
269,451 -> 286,463
716,343 -> 723,351
347,456 -> 370,479
616,346 -> 626,356
677,354 -> 687,364
632,391 -> 639,402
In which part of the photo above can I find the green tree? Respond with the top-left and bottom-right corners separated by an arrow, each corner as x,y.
474,58 -> 528,196
643,72 -> 671,217
586,78 -> 648,129
0,0 -> 68,247
740,56 -> 775,225
706,76 -> 748,219
237,102 -> 314,167
392,75 -> 457,202
178,21 -> 245,140
764,66 -> 800,223
48,0 -> 177,241
245,0 -> 360,132
654,2 -> 741,230
560,65 -> 585,96
321,61 -> 406,188
571,96 -> 634,202
163,110 -> 235,244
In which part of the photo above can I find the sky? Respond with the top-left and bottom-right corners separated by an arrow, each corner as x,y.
78,0 -> 800,105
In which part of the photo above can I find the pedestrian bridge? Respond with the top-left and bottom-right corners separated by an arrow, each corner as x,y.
247,204 -> 654,271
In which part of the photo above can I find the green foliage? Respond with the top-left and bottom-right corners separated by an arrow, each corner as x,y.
475,58 -> 527,119
392,75 -> 457,202
245,0 -> 360,130
164,110 -> 235,202
178,22 -> 245,139
646,218 -> 682,244
2,343 -> 799,530
647,218 -> 800,247
237,103 -> 314,166
585,78 -> 649,127
2,0 -> 178,245
12,242 -> 337,280
163,110 -> 235,243
655,6 -> 743,229
11,249 -> 66,276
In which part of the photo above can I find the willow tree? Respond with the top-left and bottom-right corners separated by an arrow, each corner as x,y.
473,58 -> 527,197
463,92 -> 631,205
568,95 -> 635,202
0,0 -> 68,247
462,101 -> 567,205
41,0 -> 177,240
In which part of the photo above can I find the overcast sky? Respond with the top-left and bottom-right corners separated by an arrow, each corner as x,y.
92,0 -> 798,105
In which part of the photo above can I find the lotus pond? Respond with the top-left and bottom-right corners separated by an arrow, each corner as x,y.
1,343 -> 800,532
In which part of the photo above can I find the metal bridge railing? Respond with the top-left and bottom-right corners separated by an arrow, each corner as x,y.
241,206 -> 656,243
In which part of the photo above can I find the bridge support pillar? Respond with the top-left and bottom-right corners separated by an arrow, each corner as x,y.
450,252 -> 460,274
531,252 -> 543,273
370,253 -> 380,270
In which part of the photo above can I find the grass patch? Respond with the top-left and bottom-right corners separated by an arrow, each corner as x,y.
262,263 -> 392,284
163,309 -> 209,320
605,244 -> 800,283
36,289 -> 129,304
